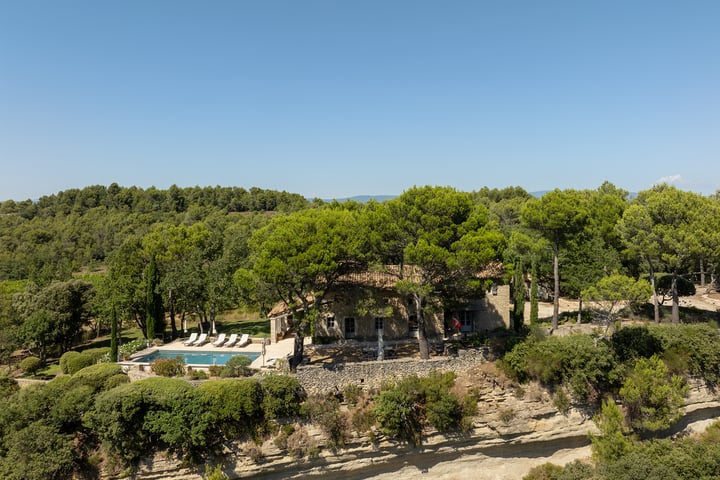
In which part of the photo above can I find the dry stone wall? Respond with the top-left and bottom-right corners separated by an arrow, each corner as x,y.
295,348 -> 488,395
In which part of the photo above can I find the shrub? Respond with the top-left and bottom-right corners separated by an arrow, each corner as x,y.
152,357 -> 185,377
65,352 -> 94,375
208,365 -> 223,377
0,373 -> 19,398
196,379 -> 264,439
286,425 -> 319,459
343,384 -> 363,405
220,355 -> 252,378
303,395 -> 349,448
190,369 -> 208,380
619,355 -> 688,432
118,339 -> 147,360
261,375 -> 305,419
82,347 -> 111,363
60,351 -> 81,374
204,465 -> 229,480
522,462 -> 563,480
501,334 -> 620,404
20,356 -> 42,375
71,363 -> 125,392
105,373 -> 130,389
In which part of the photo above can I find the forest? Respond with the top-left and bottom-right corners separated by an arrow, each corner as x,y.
0,182 -> 719,479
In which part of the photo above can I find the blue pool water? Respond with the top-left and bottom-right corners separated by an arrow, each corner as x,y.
135,350 -> 260,365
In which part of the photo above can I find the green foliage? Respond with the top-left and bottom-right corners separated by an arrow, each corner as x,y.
204,464 -> 230,480
151,356 -> 186,377
60,351 -> 94,375
0,423 -> 77,480
342,384 -> 364,406
501,334 -> 619,403
0,373 -> 19,399
373,371 -> 464,446
303,395 -> 349,448
19,356 -> 41,375
220,354 -> 252,378
196,379 -> 264,439
261,375 -> 306,419
523,462 -> 564,480
71,362 -> 125,392
582,274 -> 653,325
591,399 -> 633,463
118,338 -> 146,359
619,355 -> 688,432
611,326 -> 663,363
648,323 -> 720,384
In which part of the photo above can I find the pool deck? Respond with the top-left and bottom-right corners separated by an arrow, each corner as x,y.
149,336 -> 298,369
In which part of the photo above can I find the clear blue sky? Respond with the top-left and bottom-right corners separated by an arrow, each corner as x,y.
1,1 -> 719,201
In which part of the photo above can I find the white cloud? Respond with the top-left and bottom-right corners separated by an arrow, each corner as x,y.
655,174 -> 683,185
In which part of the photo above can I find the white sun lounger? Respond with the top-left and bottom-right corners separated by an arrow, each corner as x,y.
182,332 -> 198,346
192,333 -> 208,346
223,333 -> 238,348
237,333 -> 250,347
211,333 -> 227,347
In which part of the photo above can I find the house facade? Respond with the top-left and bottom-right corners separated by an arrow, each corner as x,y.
268,266 -> 511,344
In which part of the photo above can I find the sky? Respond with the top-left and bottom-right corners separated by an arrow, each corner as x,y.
1,1 -> 719,201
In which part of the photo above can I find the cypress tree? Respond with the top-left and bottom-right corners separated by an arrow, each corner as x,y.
530,260 -> 539,324
110,304 -> 118,362
145,256 -> 163,342
513,261 -> 525,331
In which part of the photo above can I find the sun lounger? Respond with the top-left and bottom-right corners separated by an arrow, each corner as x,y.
223,333 -> 238,348
211,333 -> 226,347
237,333 -> 250,347
182,332 -> 198,346
192,333 -> 208,346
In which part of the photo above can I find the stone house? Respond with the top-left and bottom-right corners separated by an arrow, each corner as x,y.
268,264 -> 511,344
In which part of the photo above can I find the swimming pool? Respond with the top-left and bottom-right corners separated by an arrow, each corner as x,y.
134,349 -> 260,366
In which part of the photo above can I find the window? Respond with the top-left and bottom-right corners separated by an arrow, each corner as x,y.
375,317 -> 384,331
326,316 -> 335,328
344,317 -> 355,338
459,311 -> 473,332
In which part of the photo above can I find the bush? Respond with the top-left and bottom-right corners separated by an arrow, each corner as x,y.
501,334 -> 620,404
64,352 -> 94,375
60,351 -> 81,374
82,347 -> 110,363
118,339 -> 147,360
303,395 -> 349,448
151,357 -> 185,377
343,384 -> 363,405
619,355 -> 688,432
208,365 -> 223,377
261,375 -> 305,419
20,356 -> 42,375
71,363 -> 126,392
0,373 -> 19,399
220,355 -> 252,378
196,379 -> 264,439
373,371 -> 464,447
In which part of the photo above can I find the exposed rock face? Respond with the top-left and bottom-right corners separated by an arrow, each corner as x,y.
114,355 -> 720,480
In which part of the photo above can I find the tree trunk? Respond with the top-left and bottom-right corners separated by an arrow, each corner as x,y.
577,297 -> 582,324
700,259 -> 705,288
648,259 -> 660,324
415,294 -> 430,360
552,243 -> 560,332
290,331 -> 304,371
671,272 -> 680,325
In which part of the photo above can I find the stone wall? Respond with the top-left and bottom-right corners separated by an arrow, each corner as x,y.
295,348 -> 488,395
